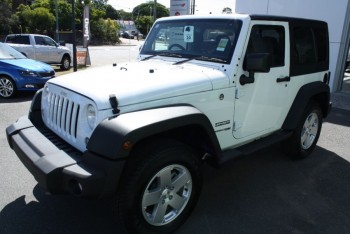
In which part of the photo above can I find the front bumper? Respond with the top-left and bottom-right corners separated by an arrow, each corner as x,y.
6,115 -> 125,198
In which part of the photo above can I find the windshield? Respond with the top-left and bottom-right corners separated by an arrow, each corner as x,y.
0,43 -> 27,60
140,18 -> 242,64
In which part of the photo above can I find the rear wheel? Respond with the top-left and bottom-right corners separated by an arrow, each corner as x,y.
0,76 -> 16,98
283,101 -> 322,159
117,140 -> 202,233
60,55 -> 70,71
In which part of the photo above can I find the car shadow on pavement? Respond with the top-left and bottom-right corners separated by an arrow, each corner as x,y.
0,92 -> 35,103
0,185 -> 126,233
1,145 -> 350,233
179,145 -> 350,233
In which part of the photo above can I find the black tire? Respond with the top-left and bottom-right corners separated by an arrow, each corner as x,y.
60,55 -> 71,71
0,76 -> 16,98
117,139 -> 202,233
282,101 -> 322,159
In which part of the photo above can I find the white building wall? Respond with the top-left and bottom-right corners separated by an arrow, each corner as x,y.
235,0 -> 350,92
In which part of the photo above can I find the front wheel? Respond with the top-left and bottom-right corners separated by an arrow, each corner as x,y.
60,55 -> 71,71
117,140 -> 202,233
282,101 -> 323,159
0,76 -> 16,98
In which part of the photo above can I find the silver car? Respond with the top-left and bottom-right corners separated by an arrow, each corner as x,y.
5,34 -> 72,71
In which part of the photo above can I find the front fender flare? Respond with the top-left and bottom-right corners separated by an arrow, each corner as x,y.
87,106 -> 221,160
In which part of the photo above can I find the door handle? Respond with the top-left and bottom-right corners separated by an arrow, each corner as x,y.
276,76 -> 290,83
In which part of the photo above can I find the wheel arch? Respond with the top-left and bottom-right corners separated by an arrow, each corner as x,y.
0,73 -> 15,81
282,81 -> 331,131
62,53 -> 71,60
0,74 -> 17,93
87,105 -> 222,161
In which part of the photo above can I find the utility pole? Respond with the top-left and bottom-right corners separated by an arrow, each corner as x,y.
192,0 -> 196,14
72,0 -> 77,72
154,0 -> 157,22
55,0 -> 59,42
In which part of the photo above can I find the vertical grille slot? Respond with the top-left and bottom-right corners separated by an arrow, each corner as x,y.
45,91 -> 80,140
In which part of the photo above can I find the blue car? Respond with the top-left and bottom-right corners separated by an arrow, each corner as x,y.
0,42 -> 55,98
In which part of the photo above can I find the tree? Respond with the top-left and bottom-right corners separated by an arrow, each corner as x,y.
16,4 -> 34,33
30,7 -> 55,33
132,1 -> 169,19
0,0 -> 20,37
105,18 -> 118,44
105,4 -> 119,19
32,0 -> 50,9
16,4 -> 55,34
1,0 -> 120,44
57,0 -> 73,31
90,18 -> 120,44
135,15 -> 153,36
130,1 -> 169,36
117,9 -> 132,20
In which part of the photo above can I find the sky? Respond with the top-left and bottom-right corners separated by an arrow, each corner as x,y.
109,0 -> 236,15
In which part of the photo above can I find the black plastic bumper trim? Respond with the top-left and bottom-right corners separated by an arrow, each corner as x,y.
6,115 -> 120,198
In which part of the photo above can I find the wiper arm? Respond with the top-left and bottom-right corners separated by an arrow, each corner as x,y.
141,52 -> 183,61
172,56 -> 226,65
193,56 -> 227,63
158,52 -> 183,58
141,54 -> 157,61
173,58 -> 193,65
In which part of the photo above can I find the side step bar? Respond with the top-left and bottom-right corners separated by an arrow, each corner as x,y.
216,131 -> 293,165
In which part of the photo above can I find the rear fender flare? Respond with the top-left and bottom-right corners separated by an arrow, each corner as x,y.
282,81 -> 330,130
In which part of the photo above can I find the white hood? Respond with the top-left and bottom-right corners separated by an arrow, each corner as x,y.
48,60 -> 229,110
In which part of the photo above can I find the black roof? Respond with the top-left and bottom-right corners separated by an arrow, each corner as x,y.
250,14 -> 327,25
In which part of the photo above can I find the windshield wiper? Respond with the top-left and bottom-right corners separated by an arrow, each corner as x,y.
193,56 -> 227,63
141,54 -> 157,61
173,58 -> 192,65
158,52 -> 183,58
172,56 -> 227,65
141,52 -> 183,61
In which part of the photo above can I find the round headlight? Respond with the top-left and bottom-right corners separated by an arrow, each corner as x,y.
87,104 -> 96,129
42,84 -> 49,99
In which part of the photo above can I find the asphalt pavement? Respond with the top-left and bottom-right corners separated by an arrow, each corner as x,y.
1,43 -> 350,233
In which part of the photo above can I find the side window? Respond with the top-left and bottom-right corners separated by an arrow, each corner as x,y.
290,21 -> 329,76
313,27 -> 328,62
293,26 -> 328,65
7,35 -> 30,44
293,27 -> 317,64
246,25 -> 285,67
35,36 -> 46,45
43,37 -> 57,46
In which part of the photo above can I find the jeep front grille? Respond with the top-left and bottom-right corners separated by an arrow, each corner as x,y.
47,92 -> 80,139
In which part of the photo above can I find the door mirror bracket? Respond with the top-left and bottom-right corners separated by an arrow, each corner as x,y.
240,53 -> 271,86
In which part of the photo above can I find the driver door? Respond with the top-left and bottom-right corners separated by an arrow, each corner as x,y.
233,22 -> 290,139
34,36 -> 59,63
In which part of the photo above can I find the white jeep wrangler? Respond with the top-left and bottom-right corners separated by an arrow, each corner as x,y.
7,14 -> 331,233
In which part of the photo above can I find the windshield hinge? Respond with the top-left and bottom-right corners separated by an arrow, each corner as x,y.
235,89 -> 244,99
232,121 -> 242,131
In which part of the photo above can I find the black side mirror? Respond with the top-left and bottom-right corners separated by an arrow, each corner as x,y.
240,53 -> 271,85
